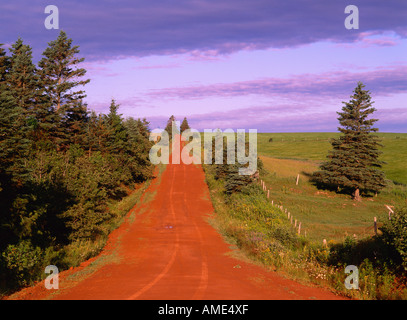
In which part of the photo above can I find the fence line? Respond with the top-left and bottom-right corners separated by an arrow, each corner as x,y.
258,178 -> 303,237
258,178 -> 382,246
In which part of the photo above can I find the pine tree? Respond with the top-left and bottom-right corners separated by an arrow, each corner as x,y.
38,30 -> 90,150
313,82 -> 386,200
85,110 -> 110,155
105,99 -> 128,154
63,100 -> 89,146
38,30 -> 89,112
4,39 -> 55,149
6,38 -> 38,113
0,43 -> 9,83
180,117 -> 190,134
164,115 -> 178,141
1,39 -> 34,182
224,164 -> 254,195
123,117 -> 154,182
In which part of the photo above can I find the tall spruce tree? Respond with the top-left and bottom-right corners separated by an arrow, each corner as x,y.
1,39 -> 35,181
4,40 -> 55,149
38,30 -> 89,111
6,38 -> 38,113
38,30 -> 90,149
313,82 -> 386,200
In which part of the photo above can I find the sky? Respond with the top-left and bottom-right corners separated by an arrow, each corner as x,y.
1,0 -> 406,132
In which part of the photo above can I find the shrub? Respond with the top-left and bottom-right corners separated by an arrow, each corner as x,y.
1,240 -> 43,287
380,206 -> 407,271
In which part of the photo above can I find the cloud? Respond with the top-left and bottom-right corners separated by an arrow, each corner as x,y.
147,65 -> 407,101
146,105 -> 338,132
146,102 -> 407,133
1,0 -> 406,60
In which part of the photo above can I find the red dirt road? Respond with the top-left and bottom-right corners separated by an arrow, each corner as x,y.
8,162 -> 345,300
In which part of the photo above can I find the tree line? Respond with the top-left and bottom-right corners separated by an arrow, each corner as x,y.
0,31 -> 153,292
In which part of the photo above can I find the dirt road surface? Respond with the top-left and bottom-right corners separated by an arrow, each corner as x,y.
8,161 -> 345,300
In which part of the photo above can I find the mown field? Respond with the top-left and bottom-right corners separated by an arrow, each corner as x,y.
256,132 -> 407,244
257,132 -> 407,185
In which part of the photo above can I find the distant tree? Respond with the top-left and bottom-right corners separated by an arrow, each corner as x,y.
164,115 -> 179,140
123,117 -> 154,182
313,82 -> 386,200
180,117 -> 190,134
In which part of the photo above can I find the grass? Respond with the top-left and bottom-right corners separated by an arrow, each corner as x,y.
255,132 -> 407,243
258,155 -> 407,244
257,132 -> 407,185
202,131 -> 407,299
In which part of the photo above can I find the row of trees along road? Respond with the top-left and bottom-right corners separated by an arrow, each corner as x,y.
0,31 -> 153,292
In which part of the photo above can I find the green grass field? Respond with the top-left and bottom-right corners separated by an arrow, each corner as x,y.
256,132 -> 407,244
258,132 -> 407,185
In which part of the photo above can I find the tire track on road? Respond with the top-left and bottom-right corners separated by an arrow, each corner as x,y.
126,165 -> 180,300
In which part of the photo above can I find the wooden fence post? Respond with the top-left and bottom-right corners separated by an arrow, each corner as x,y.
385,205 -> 394,220
374,217 -> 377,235
298,222 -> 301,235
296,174 -> 300,186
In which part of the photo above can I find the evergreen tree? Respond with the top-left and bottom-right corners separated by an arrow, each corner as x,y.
224,164 -> 254,195
1,39 -> 34,183
0,43 -> 9,83
38,30 -> 89,111
123,117 -> 154,182
4,39 -> 55,149
313,82 -> 386,200
164,115 -> 178,141
85,110 -> 111,155
63,100 -> 89,146
105,99 -> 128,154
180,117 -> 190,134
38,30 -> 90,150
124,117 -> 151,146
6,38 -> 38,111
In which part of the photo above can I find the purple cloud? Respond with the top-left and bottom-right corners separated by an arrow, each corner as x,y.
146,103 -> 407,133
1,0 -> 406,61
147,66 -> 407,100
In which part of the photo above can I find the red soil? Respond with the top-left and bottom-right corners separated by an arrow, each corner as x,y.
7,161 -> 346,300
